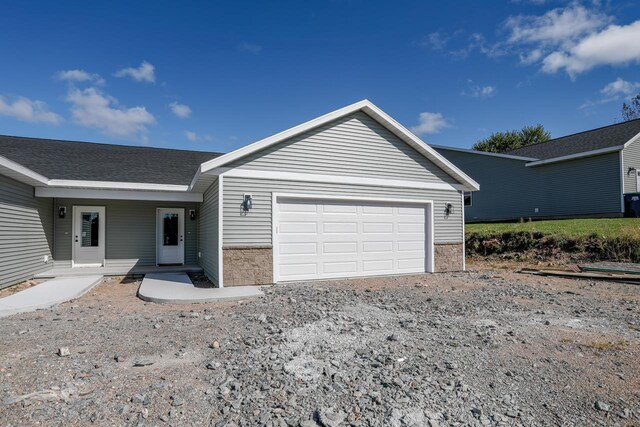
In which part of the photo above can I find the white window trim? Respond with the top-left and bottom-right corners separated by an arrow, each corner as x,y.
271,192 -> 435,284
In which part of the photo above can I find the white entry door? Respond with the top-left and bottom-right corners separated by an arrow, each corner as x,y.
73,206 -> 106,267
274,197 -> 432,282
157,208 -> 185,265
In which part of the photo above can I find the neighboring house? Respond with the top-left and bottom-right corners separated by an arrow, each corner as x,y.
0,100 -> 479,289
434,119 -> 640,222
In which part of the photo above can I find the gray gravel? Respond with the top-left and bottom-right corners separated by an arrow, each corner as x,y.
0,270 -> 638,426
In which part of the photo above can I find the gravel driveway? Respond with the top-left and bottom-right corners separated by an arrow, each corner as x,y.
1,267 -> 638,426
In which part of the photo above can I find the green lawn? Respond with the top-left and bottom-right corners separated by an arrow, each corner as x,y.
466,218 -> 640,239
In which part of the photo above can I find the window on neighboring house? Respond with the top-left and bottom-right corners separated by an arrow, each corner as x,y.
463,191 -> 472,207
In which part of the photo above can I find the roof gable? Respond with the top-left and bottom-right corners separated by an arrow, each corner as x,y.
198,100 -> 479,191
507,119 -> 640,160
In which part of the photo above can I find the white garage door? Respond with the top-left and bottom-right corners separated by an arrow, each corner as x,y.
275,197 -> 430,282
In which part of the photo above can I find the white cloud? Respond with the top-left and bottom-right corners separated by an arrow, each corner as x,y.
505,4 -> 609,47
542,20 -> 640,76
66,87 -> 155,139
410,112 -> 450,135
56,69 -> 104,85
170,102 -> 192,119
114,61 -> 155,83
238,42 -> 262,54
601,78 -> 640,97
419,32 -> 449,50
0,96 -> 62,125
498,3 -> 640,77
185,131 -> 198,141
462,81 -> 496,98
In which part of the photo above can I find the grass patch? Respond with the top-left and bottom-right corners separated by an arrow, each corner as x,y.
465,218 -> 640,263
467,218 -> 640,240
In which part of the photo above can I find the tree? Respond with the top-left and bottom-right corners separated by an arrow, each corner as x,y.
472,124 -> 551,153
622,94 -> 640,121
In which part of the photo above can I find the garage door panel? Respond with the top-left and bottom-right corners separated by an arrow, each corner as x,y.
323,261 -> 358,274
278,202 -> 318,213
362,241 -> 393,253
322,241 -> 358,254
362,222 -> 393,233
276,199 -> 429,281
279,242 -> 317,255
322,204 -> 357,214
323,222 -> 358,233
398,223 -> 425,233
362,205 -> 393,215
280,222 -> 317,234
279,262 -> 318,276
363,259 -> 394,272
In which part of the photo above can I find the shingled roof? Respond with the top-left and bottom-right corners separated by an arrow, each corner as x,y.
508,118 -> 640,160
0,135 -> 224,185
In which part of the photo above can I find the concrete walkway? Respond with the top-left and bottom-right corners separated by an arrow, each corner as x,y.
0,276 -> 103,318
138,273 -> 264,304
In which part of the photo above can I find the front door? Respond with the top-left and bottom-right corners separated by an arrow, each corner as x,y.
157,208 -> 184,265
73,206 -> 106,267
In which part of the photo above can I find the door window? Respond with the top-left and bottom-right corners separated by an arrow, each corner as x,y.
163,213 -> 179,246
81,212 -> 100,247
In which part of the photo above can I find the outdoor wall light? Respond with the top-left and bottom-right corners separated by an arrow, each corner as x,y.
58,206 -> 67,218
444,202 -> 453,216
189,209 -> 197,220
242,193 -> 253,212
628,167 -> 638,175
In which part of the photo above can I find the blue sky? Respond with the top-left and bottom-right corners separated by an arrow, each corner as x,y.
1,1 -> 640,153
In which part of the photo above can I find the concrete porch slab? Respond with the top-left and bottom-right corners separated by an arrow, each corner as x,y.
0,275 -> 103,319
35,264 -> 203,279
138,273 -> 264,304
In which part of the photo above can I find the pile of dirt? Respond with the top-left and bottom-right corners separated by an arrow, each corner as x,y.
466,231 -> 640,264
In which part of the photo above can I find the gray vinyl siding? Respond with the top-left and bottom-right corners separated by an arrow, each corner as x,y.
222,177 -> 463,246
228,112 -> 458,185
436,149 -> 622,221
0,174 -> 53,288
623,139 -> 640,193
52,199 -> 198,268
198,178 -> 219,285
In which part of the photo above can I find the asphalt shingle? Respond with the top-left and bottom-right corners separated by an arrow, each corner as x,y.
507,118 -> 640,160
0,135 -> 224,185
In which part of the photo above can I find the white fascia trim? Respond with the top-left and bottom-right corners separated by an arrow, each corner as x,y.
220,168 -> 466,192
620,151 -> 625,212
35,187 -> 203,202
47,179 -> 189,191
622,131 -> 640,148
0,154 -> 49,185
199,100 -> 480,192
430,144 -> 538,161
217,175 -> 224,288
525,145 -> 624,167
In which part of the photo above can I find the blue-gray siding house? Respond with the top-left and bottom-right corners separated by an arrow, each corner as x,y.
434,118 -> 640,222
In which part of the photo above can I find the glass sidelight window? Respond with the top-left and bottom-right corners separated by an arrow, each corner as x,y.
81,212 -> 100,247
163,213 -> 179,246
